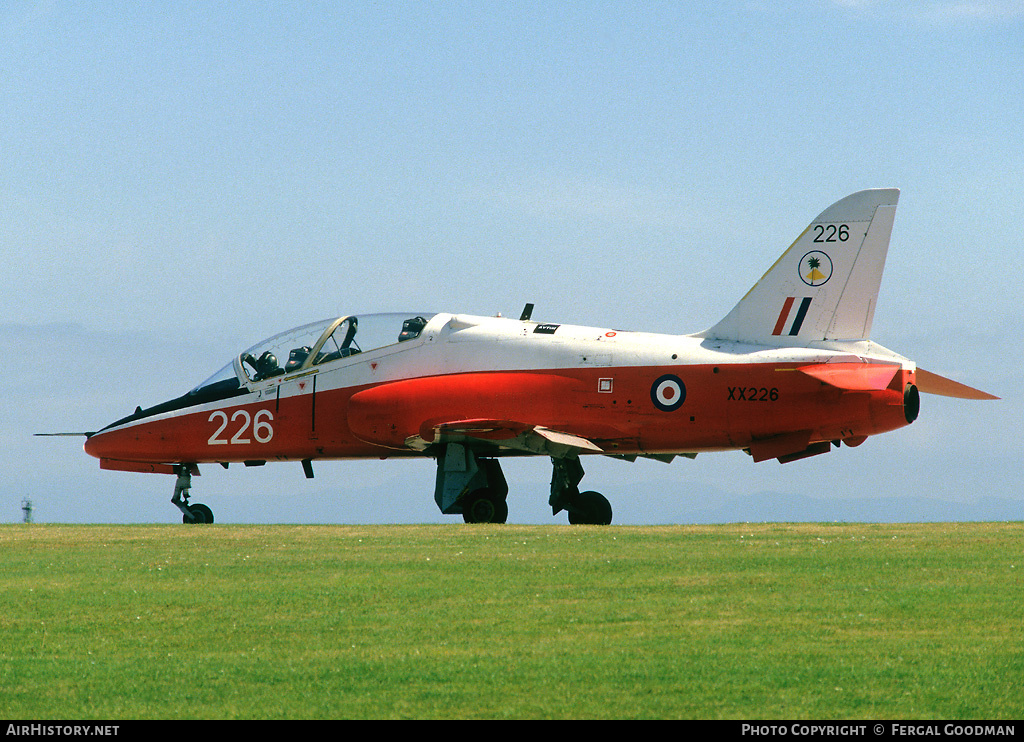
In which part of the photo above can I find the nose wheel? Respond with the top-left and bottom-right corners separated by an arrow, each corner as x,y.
183,502 -> 214,524
171,465 -> 215,524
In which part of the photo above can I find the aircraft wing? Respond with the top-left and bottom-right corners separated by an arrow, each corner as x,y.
408,418 -> 604,457
347,372 -> 631,458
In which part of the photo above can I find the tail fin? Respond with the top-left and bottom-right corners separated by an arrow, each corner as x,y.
700,189 -> 900,346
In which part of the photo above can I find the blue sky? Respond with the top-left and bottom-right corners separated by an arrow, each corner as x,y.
3,2 -> 1021,524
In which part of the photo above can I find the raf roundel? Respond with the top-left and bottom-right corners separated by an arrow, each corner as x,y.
651,374 -> 686,411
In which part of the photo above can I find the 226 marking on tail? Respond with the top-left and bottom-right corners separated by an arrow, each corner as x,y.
69,189 -> 998,524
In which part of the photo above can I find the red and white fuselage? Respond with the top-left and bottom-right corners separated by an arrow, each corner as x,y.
84,312 -> 918,469
80,189 -> 996,524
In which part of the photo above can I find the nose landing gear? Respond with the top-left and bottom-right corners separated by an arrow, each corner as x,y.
171,465 -> 215,524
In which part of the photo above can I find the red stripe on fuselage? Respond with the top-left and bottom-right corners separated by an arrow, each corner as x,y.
83,364 -> 914,466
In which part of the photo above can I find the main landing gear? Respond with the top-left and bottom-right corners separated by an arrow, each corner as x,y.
549,456 -> 613,526
433,444 -> 511,524
462,488 -> 509,524
434,445 -> 613,525
171,465 -> 215,524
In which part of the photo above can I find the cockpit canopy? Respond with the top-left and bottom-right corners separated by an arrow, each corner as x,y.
191,313 -> 435,396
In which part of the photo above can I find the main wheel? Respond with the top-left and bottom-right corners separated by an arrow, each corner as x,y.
184,503 -> 214,524
462,489 -> 509,524
568,491 -> 612,525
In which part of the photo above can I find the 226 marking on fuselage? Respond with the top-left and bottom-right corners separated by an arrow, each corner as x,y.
207,409 -> 275,446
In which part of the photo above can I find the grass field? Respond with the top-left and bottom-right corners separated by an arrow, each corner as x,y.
1,522 -> 1021,719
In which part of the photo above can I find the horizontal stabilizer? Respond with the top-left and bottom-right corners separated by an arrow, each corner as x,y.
797,363 -> 899,391
916,368 -> 999,400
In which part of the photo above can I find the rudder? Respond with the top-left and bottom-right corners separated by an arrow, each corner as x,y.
700,189 -> 900,346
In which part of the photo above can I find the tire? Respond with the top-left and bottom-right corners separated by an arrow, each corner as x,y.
462,490 -> 509,524
568,491 -> 612,525
185,503 -> 214,524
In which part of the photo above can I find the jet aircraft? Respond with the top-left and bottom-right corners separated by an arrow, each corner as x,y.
78,189 -> 997,524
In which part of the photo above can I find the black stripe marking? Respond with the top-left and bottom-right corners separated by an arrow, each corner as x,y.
789,297 -> 813,336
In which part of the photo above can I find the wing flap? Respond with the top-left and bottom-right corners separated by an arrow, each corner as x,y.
532,426 -> 604,452
412,418 -> 603,456
428,418 -> 531,441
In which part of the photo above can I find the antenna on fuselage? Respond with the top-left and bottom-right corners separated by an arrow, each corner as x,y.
520,303 -> 534,321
